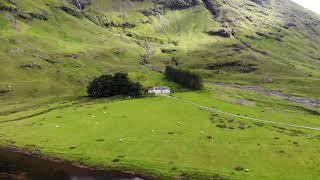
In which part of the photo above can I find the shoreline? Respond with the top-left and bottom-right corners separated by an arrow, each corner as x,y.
0,145 -> 155,180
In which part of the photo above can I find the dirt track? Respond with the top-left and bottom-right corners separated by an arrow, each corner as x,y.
166,95 -> 320,131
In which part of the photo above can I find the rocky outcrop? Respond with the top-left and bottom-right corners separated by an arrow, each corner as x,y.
207,28 -> 231,37
60,6 -> 83,18
275,0 -> 320,39
255,32 -> 283,42
20,63 -> 42,70
207,60 -> 258,73
202,0 -> 220,18
140,6 -> 164,16
105,22 -> 136,28
250,0 -> 270,6
29,11 -> 48,20
153,0 -> 200,9
16,11 -> 48,21
0,3 -> 48,21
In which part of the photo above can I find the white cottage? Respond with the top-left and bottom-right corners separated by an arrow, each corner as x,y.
148,86 -> 171,94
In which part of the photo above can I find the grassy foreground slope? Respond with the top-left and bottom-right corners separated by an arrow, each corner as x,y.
0,84 -> 319,179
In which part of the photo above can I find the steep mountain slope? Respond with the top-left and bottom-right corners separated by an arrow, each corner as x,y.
0,1 -> 320,179
0,0 -> 320,102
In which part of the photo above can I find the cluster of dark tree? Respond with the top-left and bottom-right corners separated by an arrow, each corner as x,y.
165,66 -> 203,90
87,73 -> 142,98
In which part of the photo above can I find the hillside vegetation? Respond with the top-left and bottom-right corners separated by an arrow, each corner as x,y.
0,0 -> 320,179
0,0 -> 320,103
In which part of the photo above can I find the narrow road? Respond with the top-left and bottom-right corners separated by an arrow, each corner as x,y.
166,95 -> 320,131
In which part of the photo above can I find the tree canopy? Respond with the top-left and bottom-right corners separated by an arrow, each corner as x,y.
87,73 -> 142,98
165,66 -> 203,90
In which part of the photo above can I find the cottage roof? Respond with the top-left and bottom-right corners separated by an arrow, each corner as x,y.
155,86 -> 170,90
149,86 -> 170,90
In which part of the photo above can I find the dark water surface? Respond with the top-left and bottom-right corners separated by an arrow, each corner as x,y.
0,149 -> 144,180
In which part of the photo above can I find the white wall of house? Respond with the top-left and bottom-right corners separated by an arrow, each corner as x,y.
162,90 -> 170,94
148,87 -> 171,94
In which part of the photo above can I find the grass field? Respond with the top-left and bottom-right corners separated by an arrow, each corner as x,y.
0,84 -> 319,179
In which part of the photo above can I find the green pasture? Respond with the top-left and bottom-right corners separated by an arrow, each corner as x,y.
1,85 -> 319,179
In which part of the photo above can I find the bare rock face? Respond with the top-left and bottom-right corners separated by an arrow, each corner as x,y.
274,0 -> 320,39
67,0 -> 91,10
202,0 -> 220,18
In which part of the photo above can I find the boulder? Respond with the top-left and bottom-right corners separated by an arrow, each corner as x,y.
207,28 -> 231,37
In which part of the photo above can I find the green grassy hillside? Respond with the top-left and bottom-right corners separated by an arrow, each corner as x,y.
0,0 -> 146,102
0,0 -> 320,179
1,0 -> 320,103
